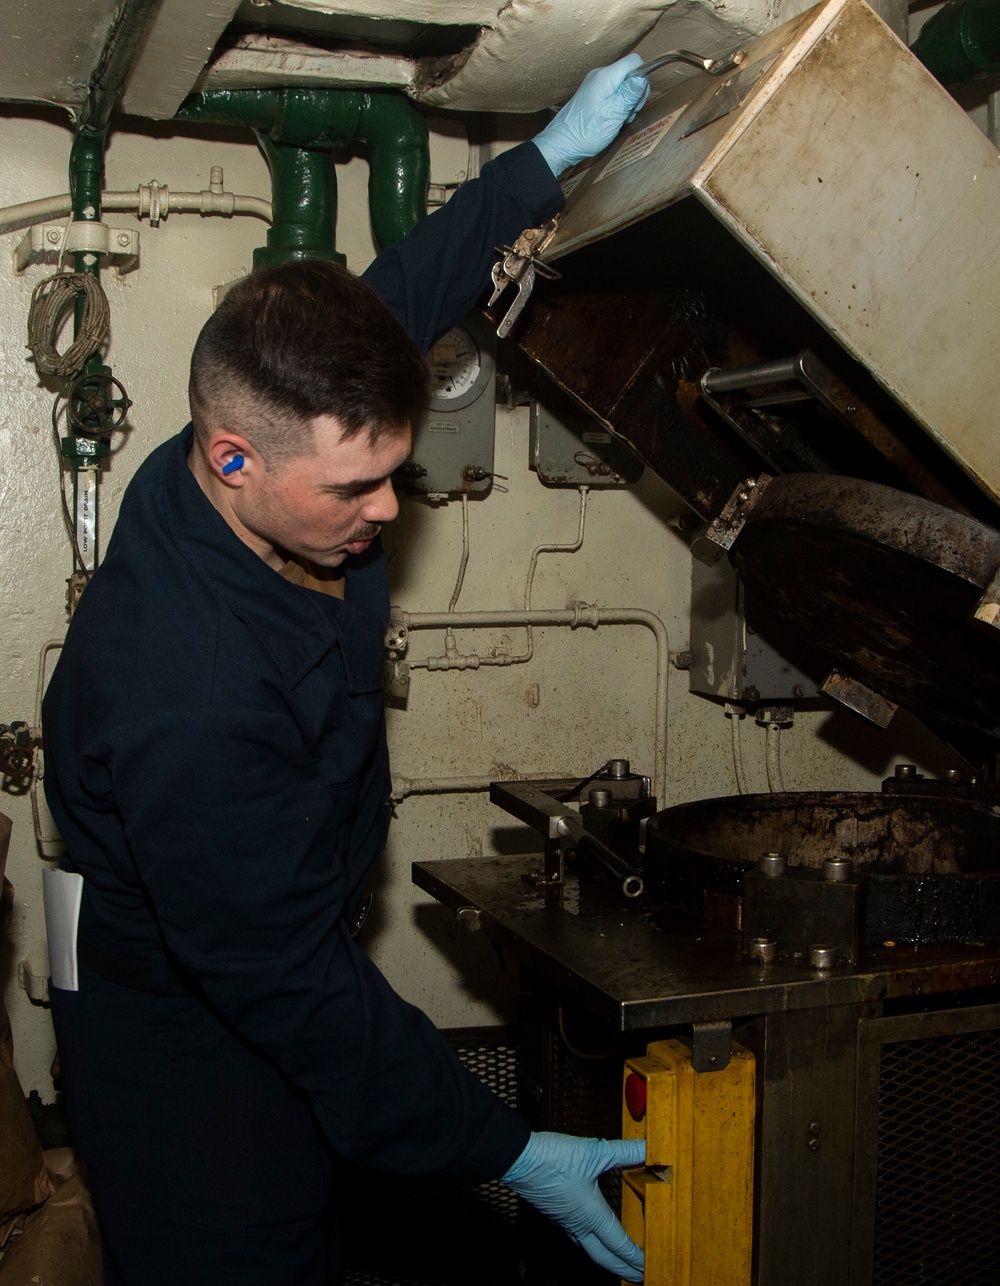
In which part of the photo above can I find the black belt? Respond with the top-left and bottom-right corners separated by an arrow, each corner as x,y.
78,935 -> 198,997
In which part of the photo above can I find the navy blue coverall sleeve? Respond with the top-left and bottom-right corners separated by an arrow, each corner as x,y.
363,140 -> 563,351
97,700 -> 512,1181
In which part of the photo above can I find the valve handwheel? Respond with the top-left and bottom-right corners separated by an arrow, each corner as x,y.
67,371 -> 133,435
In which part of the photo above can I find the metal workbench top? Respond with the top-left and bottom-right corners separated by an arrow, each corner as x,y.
413,854 -> 1000,1031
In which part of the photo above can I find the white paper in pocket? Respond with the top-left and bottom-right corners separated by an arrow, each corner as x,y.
42,868 -> 84,991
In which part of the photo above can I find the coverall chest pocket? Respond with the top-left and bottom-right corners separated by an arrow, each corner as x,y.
303,609 -> 387,790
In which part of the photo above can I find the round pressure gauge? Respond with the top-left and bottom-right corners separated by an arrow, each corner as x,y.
428,326 -> 492,412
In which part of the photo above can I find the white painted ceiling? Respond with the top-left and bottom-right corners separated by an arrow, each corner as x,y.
9,0 -> 805,124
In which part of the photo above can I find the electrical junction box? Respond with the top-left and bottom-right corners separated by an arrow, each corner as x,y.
689,553 -> 816,706
530,381 -> 643,488
404,310 -> 497,499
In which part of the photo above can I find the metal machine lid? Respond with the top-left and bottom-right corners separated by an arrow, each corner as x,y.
536,0 -> 1000,505
729,473 -> 1000,753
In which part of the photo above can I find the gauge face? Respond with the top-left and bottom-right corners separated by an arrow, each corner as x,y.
428,327 -> 483,404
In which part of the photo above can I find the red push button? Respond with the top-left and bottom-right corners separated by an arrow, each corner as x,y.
625,1071 -> 647,1121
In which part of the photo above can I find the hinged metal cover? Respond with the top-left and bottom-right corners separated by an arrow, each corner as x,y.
541,0 -> 1000,503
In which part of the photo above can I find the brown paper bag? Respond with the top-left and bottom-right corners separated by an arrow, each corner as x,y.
0,862 -> 53,1226
0,1149 -> 102,1285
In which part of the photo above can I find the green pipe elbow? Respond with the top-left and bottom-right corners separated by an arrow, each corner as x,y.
255,136 -> 342,269
912,0 -> 1000,87
176,87 -> 430,263
177,89 -> 282,134
356,93 -> 429,250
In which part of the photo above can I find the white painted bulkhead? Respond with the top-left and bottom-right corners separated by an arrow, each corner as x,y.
0,77 -> 967,1094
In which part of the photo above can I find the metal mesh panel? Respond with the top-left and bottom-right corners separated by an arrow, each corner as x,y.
341,1029 -> 520,1286
550,1014 -> 625,1218
873,1026 -> 1000,1285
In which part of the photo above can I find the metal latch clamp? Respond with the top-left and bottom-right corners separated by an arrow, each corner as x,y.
488,219 -> 560,338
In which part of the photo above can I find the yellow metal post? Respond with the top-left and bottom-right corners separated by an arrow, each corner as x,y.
621,1038 -> 755,1285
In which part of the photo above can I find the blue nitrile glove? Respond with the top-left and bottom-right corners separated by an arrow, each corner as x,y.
502,1131 -> 646,1281
534,54 -> 650,177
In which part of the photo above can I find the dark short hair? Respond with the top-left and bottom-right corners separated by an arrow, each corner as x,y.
189,259 -> 428,465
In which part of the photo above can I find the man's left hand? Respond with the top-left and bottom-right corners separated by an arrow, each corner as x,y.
534,54 -> 650,177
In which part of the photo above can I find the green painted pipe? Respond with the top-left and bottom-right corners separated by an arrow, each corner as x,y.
912,0 -> 1000,87
70,127 -> 106,275
356,94 -> 429,250
69,127 -> 108,379
255,136 -> 341,269
67,125 -> 112,573
177,88 -> 429,265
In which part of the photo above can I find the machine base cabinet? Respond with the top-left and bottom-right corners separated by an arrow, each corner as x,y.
514,989 -> 1000,1286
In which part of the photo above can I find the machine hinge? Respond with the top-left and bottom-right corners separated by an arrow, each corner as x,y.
690,1019 -> 733,1072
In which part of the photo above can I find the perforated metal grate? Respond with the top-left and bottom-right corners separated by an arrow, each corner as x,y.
550,1017 -> 626,1218
341,1030 -> 520,1286
873,1026 -> 1000,1285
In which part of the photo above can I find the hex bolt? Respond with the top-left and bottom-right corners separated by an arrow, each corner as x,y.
807,1138 -> 821,1152
808,943 -> 837,969
942,768 -> 963,784
117,233 -> 131,248
606,759 -> 631,779
46,229 -> 60,244
759,852 -> 787,878
823,857 -> 853,883
808,1121 -> 821,1136
749,937 -> 777,964
894,763 -> 917,779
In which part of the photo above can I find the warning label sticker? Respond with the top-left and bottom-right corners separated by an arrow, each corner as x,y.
594,109 -> 683,183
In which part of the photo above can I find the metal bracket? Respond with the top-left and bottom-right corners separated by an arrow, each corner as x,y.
14,221 -> 139,274
691,1020 -> 732,1072
821,669 -> 898,728
488,218 -> 561,339
691,473 -> 772,566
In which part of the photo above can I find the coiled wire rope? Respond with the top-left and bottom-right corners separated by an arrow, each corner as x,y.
27,271 -> 110,380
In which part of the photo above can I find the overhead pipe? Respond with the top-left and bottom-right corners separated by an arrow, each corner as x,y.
912,0 -> 1000,87
176,88 -> 430,267
77,0 -> 161,134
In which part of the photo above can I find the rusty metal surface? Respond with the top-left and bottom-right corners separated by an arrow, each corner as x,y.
700,0 -> 1000,503
513,268 -> 756,519
513,193 -> 999,524
649,790 -> 1000,875
648,790 -> 1000,954
525,0 -> 1000,504
412,854 -> 1000,1031
728,473 -> 1000,747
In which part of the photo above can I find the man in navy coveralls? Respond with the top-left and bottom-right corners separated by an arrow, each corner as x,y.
43,58 -> 650,1285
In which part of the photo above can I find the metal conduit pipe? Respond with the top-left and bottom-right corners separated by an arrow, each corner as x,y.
392,775 -> 497,801
398,606 -> 670,805
0,188 -> 272,237
912,0 -> 1000,86
176,88 -> 429,267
